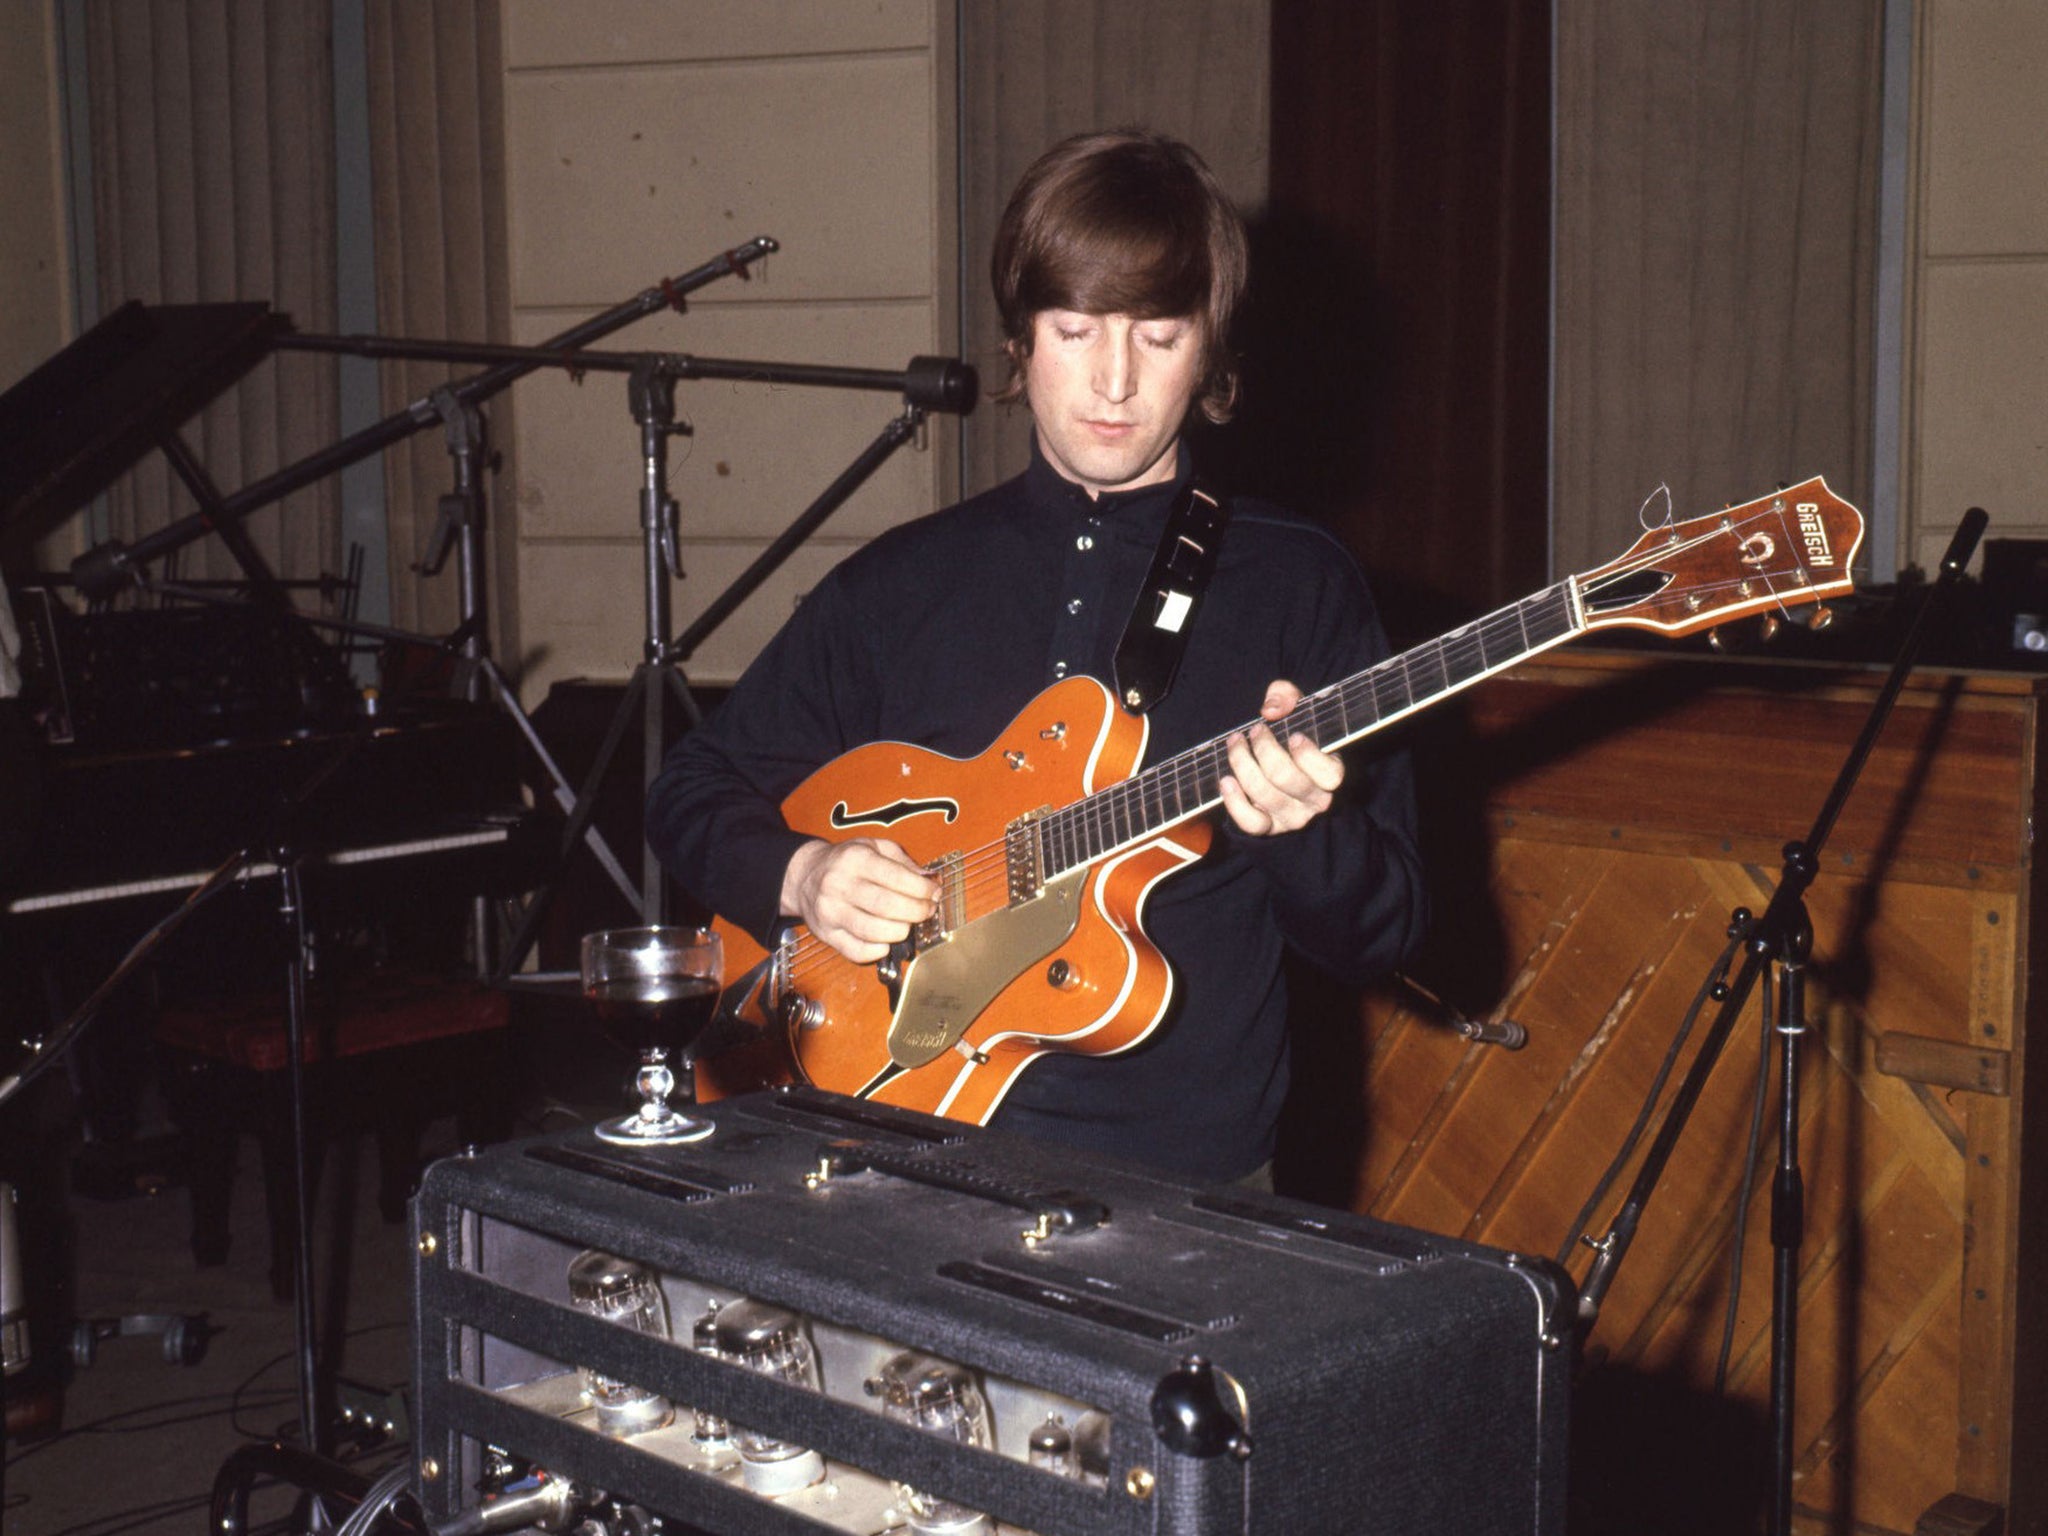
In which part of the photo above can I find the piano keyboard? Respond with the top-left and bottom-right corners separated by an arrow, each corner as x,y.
4,825 -> 515,915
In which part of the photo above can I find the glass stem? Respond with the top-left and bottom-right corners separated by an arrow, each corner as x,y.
638,1048 -> 675,1122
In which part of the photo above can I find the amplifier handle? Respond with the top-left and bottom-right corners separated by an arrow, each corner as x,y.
808,1139 -> 1109,1243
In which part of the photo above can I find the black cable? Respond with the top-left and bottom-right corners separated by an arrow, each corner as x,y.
4,1390 -> 296,1470
44,1490 -> 213,1536
1715,970 -> 1780,1394
1555,929 -> 1748,1268
18,1427 -> 411,1536
228,1319 -> 407,1439
4,1319 -> 407,1471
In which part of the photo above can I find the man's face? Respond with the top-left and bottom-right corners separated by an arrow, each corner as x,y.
1022,309 -> 1204,497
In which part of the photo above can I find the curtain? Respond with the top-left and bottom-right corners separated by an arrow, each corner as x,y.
362,0 -> 514,658
1552,1 -> 1884,578
957,1 -> 1271,497
1261,0 -> 1553,632
84,0 -> 339,590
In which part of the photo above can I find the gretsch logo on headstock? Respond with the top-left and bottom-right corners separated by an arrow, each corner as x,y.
1797,503 -> 1836,567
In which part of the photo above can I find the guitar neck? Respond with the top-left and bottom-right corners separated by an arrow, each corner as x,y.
1034,580 -> 1585,877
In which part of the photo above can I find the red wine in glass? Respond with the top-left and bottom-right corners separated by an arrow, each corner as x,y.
587,976 -> 720,1059
581,926 -> 722,1146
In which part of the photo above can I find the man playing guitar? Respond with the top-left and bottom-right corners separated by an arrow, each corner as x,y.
646,130 -> 1429,1184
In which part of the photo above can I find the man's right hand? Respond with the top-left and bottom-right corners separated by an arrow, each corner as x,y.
780,838 -> 938,964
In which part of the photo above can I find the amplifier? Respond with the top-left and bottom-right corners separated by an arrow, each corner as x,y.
412,1087 -> 1573,1535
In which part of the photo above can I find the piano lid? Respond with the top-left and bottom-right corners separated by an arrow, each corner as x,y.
0,300 -> 287,537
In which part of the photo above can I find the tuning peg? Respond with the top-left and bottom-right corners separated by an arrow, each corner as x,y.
1757,614 -> 1781,642
1707,627 -> 1726,653
1809,604 -> 1834,630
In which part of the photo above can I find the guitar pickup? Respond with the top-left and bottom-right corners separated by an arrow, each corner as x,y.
915,851 -> 966,945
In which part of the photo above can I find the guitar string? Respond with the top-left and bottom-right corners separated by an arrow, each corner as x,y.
781,564 -> 1746,989
776,586 -> 1560,987
778,564 -> 1662,984
777,516 -> 1811,989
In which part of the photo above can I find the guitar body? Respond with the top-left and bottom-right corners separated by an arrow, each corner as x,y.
697,476 -> 1868,1127
702,675 -> 1212,1121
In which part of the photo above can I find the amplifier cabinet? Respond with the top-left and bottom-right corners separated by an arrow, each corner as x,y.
412,1087 -> 1573,1535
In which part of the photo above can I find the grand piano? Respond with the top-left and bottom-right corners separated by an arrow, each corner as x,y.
0,301 -> 542,1061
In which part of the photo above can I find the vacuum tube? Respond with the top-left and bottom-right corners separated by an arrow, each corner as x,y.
1028,1414 -> 1074,1476
712,1300 -> 826,1496
1071,1410 -> 1112,1487
690,1301 -> 734,1459
866,1351 -> 994,1535
566,1250 -> 674,1437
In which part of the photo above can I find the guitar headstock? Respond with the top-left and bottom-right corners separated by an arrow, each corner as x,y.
1576,476 -> 1865,639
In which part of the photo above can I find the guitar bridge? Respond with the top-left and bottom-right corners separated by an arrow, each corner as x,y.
1006,808 -> 1051,903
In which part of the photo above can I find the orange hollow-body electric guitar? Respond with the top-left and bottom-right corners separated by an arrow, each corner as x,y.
705,478 -> 1865,1123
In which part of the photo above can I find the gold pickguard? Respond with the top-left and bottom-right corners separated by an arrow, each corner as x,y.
882,867 -> 1089,1067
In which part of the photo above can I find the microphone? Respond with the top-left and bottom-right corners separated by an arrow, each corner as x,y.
901,355 -> 979,415
431,1473 -> 586,1536
1454,1015 -> 1528,1051
1392,972 -> 1529,1051
649,352 -> 979,413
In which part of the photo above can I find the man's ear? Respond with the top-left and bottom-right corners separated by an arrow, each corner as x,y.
994,334 -> 1032,405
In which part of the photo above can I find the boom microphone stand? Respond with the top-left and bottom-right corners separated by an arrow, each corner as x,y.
278,329 -> 977,968
70,239 -> 778,600
51,244 -> 781,964
1572,507 -> 1988,1535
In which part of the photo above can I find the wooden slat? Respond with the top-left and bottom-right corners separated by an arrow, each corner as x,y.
1957,1094 -> 2013,1497
1340,653 -> 2048,1535
1462,655 -> 2032,882
1877,1033 -> 2013,1096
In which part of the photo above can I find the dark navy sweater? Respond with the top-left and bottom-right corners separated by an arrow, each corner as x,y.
646,445 -> 1427,1181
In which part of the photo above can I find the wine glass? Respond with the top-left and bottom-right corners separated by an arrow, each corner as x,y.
581,926 -> 722,1145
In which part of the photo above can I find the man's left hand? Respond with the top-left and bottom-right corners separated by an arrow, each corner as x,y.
1218,680 -> 1344,836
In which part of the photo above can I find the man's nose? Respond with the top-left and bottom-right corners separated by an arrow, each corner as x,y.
1095,333 -> 1136,402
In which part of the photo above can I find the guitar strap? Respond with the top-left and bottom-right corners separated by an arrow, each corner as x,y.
1113,478 -> 1231,715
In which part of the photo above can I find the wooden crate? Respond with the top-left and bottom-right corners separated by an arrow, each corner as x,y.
1326,650 -> 2046,1536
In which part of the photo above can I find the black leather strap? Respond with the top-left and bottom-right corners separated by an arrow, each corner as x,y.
1113,480 -> 1230,715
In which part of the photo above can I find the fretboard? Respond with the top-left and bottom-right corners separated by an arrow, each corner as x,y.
1032,580 -> 1583,879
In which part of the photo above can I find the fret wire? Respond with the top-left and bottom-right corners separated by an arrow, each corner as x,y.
1039,582 -> 1591,878
1432,636 -> 1455,693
